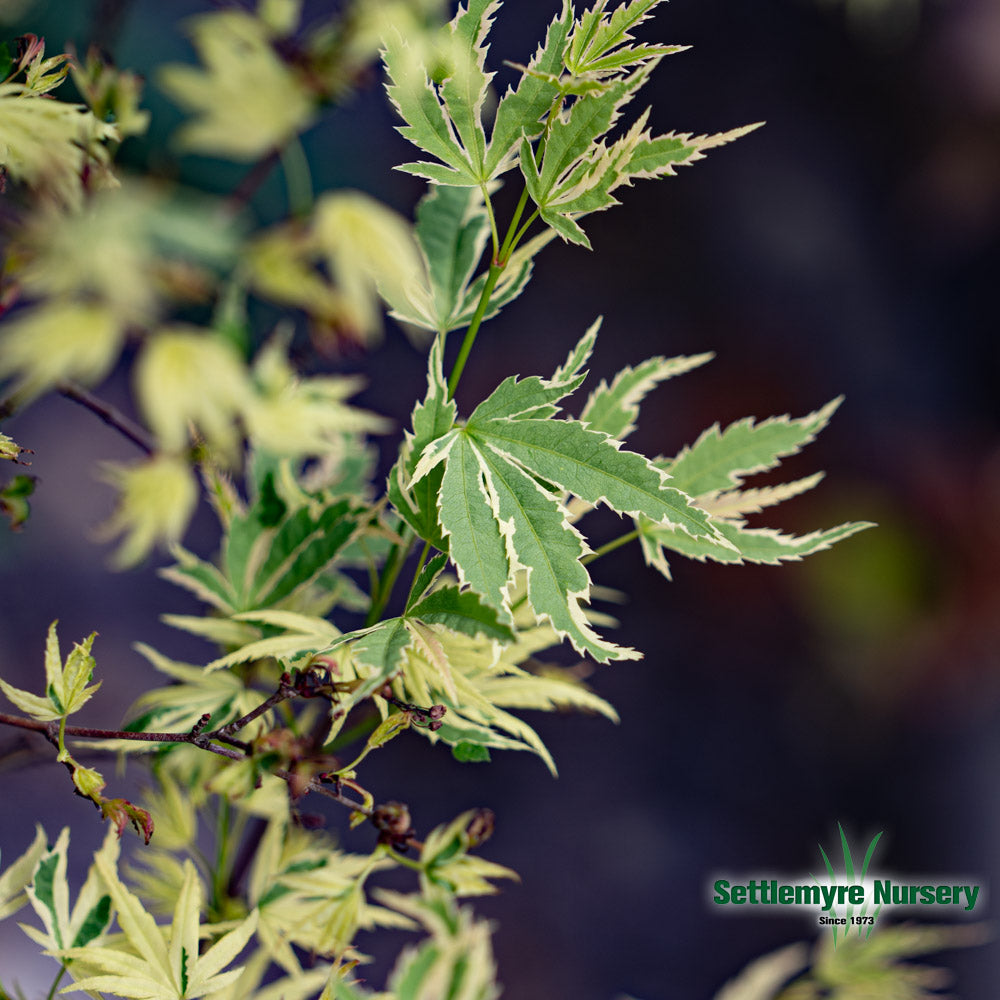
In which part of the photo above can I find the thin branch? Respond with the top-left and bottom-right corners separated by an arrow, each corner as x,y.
57,381 -> 155,455
216,677 -> 296,739
0,709 -> 366,809
280,770 -> 371,815
0,712 -> 245,759
221,147 -> 281,218
0,682 -> 426,836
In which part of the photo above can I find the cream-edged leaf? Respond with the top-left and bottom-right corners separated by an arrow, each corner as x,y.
410,425 -> 460,488
565,0 -> 672,77
382,32 -> 479,185
478,664 -> 618,721
98,455 -> 199,568
46,623 -> 101,717
0,301 -> 125,404
470,417 -> 722,542
623,122 -> 763,182
159,614 -> 259,648
188,909 -> 258,990
484,0 -> 571,176
665,398 -> 843,497
382,891 -> 500,1000
0,677 -> 60,720
159,7 -> 314,160
438,0 -> 501,180
423,325 -> 729,661
581,352 -> 713,439
93,853 -> 171,980
476,438 -> 632,663
405,185 -> 491,333
124,644 -> 264,737
699,473 -> 825,519
203,628 -> 335,672
408,586 -> 514,642
535,64 -> 651,198
310,191 -> 426,344
0,825 -> 47,921
435,434 -> 510,614
167,862 -> 200,993
639,517 -> 873,577
135,327 -> 251,457
0,81 -> 119,211
159,546 -> 237,614
0,623 -> 100,721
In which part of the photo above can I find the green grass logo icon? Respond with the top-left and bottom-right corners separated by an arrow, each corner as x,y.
816,823 -> 884,947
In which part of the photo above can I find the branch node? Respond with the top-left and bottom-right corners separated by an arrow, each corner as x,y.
189,713 -> 212,738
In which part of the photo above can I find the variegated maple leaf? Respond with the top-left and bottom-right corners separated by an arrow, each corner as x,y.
383,0 -> 761,247
405,323 -> 728,662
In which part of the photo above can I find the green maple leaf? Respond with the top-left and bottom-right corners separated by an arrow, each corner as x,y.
581,351 -> 713,439
388,336 -> 458,550
665,399 -> 845,496
565,0 -> 683,78
382,0 -> 499,186
382,0 -> 758,226
640,398 -> 873,577
388,186 -> 549,335
484,0 -> 572,177
638,517 -> 872,578
409,324 -> 727,662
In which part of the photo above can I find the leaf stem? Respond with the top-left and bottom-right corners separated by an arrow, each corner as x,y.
279,135 -> 314,218
447,262 -> 503,398
497,186 -> 531,265
378,184 -> 538,616
382,844 -> 425,872
44,965 -> 66,1000
366,538 -> 412,626
448,183 -> 537,399
508,207 -> 541,256
211,798 -> 232,918
480,183 -> 500,262
581,529 -> 639,565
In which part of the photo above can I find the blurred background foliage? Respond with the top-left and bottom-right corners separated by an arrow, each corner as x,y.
0,0 -> 997,997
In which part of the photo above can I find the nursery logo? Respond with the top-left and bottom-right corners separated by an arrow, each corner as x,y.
708,824 -> 985,945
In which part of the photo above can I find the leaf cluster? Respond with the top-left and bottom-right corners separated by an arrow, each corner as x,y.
384,0 -> 760,248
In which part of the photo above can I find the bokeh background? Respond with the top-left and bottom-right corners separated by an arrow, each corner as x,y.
1,0 -> 999,996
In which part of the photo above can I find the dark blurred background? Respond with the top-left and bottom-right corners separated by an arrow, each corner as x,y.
1,0 -> 998,996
